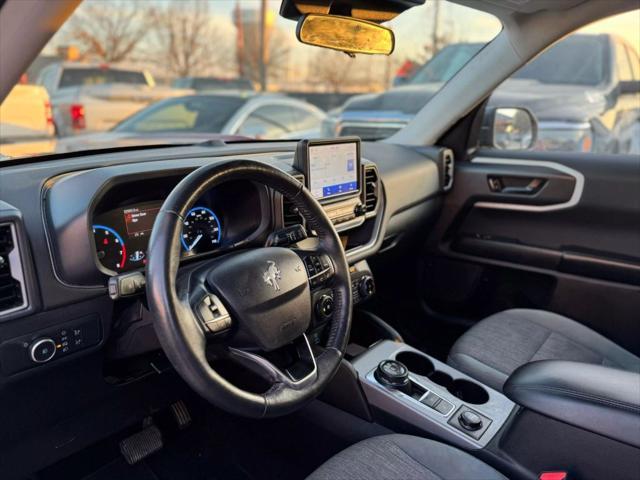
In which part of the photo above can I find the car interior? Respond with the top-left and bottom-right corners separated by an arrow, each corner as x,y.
0,0 -> 639,479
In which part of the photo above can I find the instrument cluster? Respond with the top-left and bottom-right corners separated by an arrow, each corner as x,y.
91,179 -> 266,274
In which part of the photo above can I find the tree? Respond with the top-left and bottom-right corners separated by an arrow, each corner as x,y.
310,50 -> 355,93
147,0 -> 232,78
62,0 -> 149,62
234,6 -> 290,90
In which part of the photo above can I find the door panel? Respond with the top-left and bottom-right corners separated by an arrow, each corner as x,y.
422,149 -> 640,355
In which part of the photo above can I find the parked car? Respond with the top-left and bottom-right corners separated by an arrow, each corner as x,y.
0,83 -> 56,157
56,92 -> 326,152
36,63 -> 192,136
172,76 -> 255,91
326,34 -> 640,153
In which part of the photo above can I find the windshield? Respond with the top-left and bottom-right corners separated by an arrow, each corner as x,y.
512,35 -> 608,86
2,0 -> 501,158
409,43 -> 484,84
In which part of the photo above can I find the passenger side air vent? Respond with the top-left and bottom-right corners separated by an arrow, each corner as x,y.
363,166 -> 379,213
0,223 -> 27,315
442,149 -> 454,191
282,174 -> 305,228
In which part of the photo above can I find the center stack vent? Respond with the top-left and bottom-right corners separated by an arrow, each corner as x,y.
363,165 -> 380,213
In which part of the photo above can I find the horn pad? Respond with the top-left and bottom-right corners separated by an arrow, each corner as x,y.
206,247 -> 311,351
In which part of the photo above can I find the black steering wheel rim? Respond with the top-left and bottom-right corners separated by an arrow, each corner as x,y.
146,159 -> 352,418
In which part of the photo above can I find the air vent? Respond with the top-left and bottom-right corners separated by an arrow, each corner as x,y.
442,149 -> 454,191
0,223 -> 27,315
363,166 -> 379,213
282,174 -> 305,228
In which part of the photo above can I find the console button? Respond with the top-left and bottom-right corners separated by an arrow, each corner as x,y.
434,399 -> 454,415
30,338 -> 57,363
459,410 -> 483,431
420,391 -> 441,408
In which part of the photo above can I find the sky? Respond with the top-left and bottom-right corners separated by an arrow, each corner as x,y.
210,0 -> 639,53
43,0 -> 639,86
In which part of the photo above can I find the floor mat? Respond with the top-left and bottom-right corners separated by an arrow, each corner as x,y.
38,396 -> 347,480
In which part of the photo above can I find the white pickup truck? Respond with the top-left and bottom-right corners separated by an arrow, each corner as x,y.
36,63 -> 191,137
0,83 -> 56,158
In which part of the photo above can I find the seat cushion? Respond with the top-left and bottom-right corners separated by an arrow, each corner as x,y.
306,434 -> 506,480
448,309 -> 640,392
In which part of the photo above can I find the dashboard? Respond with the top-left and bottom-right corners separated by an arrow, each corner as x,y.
0,139 -> 444,477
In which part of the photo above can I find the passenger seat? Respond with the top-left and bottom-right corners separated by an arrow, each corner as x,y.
447,309 -> 640,392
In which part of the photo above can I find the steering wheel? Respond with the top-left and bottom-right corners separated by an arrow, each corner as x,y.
146,160 -> 352,418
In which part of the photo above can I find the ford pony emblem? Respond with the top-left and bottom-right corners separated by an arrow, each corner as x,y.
263,261 -> 282,291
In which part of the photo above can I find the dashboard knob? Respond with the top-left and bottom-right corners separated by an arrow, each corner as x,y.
315,294 -> 334,320
30,338 -> 57,363
375,359 -> 410,392
359,275 -> 375,298
459,410 -> 483,431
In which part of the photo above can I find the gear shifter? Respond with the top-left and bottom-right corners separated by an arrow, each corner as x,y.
375,360 -> 411,394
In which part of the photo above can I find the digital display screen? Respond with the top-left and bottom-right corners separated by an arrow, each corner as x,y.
123,205 -> 160,238
308,142 -> 358,199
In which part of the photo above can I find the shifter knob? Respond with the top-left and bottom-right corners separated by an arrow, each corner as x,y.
375,360 -> 410,392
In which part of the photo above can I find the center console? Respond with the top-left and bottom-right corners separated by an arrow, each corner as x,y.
351,340 -> 515,450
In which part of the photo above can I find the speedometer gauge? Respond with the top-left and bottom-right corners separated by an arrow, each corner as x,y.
93,225 -> 126,271
181,206 -> 222,254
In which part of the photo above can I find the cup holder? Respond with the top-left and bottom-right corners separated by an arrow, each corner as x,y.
394,351 -> 489,405
447,379 -> 489,405
395,351 -> 434,377
428,371 -> 453,388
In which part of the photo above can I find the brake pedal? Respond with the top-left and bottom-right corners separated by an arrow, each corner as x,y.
119,424 -> 163,465
170,400 -> 192,430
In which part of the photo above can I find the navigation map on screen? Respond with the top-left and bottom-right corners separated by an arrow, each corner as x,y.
308,142 -> 358,199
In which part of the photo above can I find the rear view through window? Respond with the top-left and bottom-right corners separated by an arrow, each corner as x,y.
59,68 -> 149,88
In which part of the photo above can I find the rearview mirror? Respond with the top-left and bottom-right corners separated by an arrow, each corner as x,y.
481,107 -> 538,151
296,14 -> 395,55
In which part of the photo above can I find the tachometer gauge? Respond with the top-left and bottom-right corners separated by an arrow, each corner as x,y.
93,225 -> 126,271
181,206 -> 222,254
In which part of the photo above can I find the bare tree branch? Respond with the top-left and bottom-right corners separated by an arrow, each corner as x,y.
310,50 -> 355,93
147,0 -> 232,78
238,25 -> 290,87
62,0 -> 149,62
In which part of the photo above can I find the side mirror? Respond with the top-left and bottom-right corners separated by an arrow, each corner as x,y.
619,80 -> 640,94
481,107 -> 538,150
296,14 -> 395,55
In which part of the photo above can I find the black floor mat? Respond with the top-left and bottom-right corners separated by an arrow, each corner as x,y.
82,459 -> 158,480
38,396 -> 349,480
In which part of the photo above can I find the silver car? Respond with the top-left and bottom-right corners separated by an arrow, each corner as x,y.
56,92 -> 326,152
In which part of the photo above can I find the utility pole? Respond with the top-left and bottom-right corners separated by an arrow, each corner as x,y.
235,0 -> 245,78
431,0 -> 441,55
259,0 -> 267,91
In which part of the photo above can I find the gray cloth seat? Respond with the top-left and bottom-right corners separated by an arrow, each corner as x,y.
448,308 -> 640,392
306,434 -> 506,480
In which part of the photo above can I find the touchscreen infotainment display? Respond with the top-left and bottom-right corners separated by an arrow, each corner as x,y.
308,141 -> 359,199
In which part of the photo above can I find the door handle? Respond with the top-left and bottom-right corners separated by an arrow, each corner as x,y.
487,176 -> 545,195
